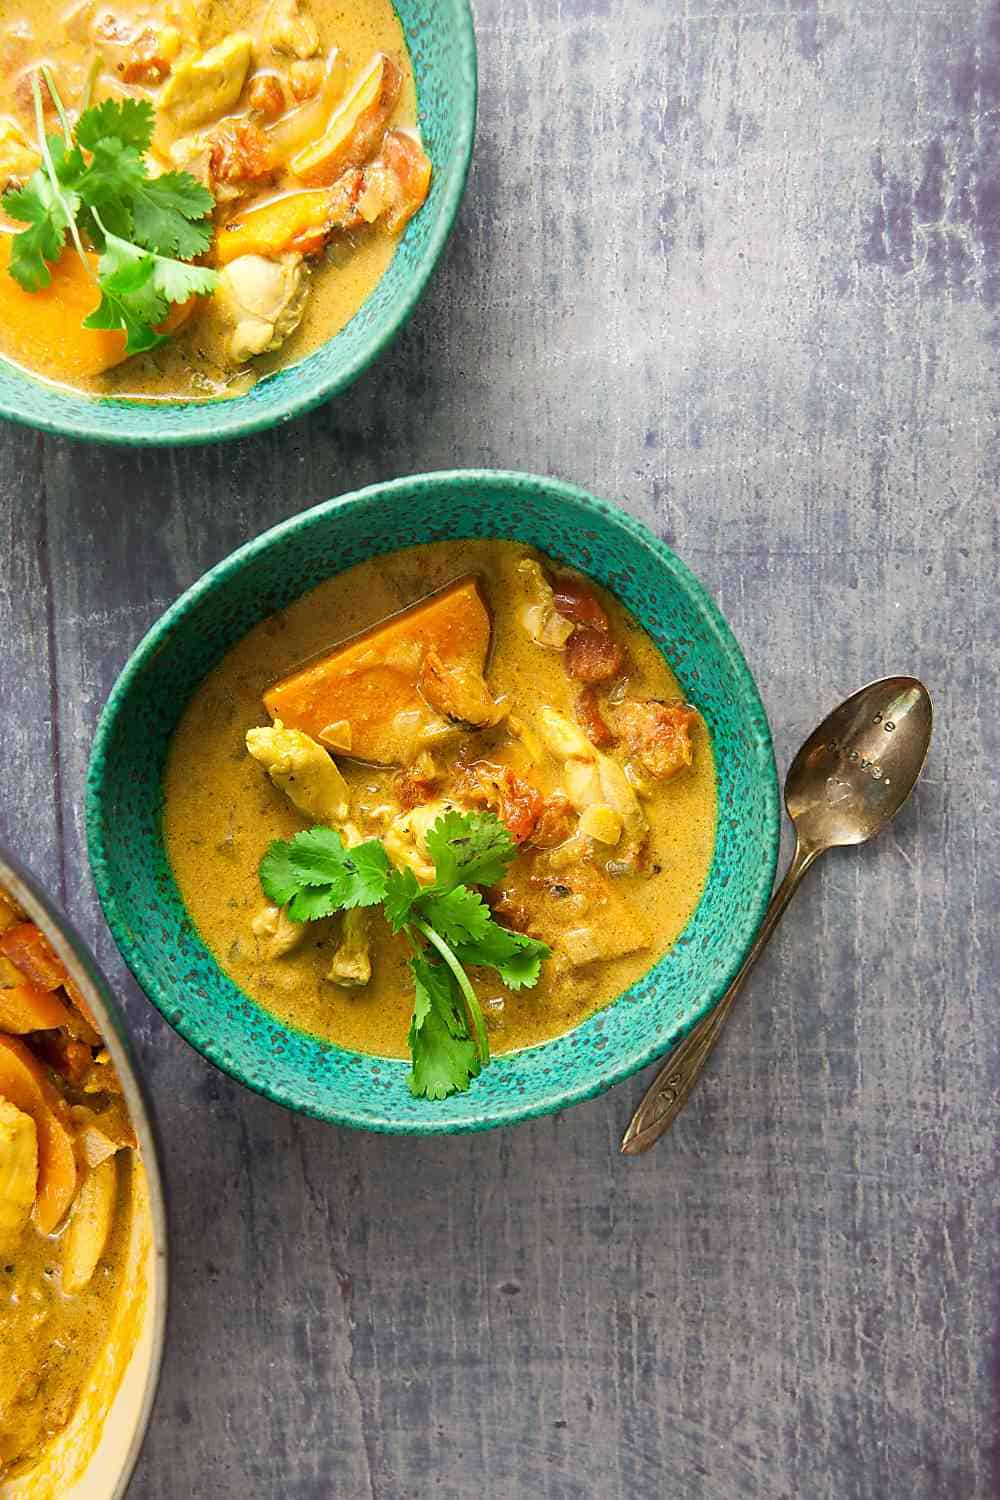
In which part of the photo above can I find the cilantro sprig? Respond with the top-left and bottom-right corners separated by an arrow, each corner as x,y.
260,810 -> 551,1101
2,69 -> 217,354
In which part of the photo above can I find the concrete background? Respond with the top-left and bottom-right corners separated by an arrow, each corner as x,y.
1,0 -> 998,1495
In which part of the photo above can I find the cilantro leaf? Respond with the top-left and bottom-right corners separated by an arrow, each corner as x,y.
454,921 -> 550,990
259,840 -> 300,907
407,954 -> 481,1101
424,809 -> 517,891
84,233 -> 168,354
75,97 -> 154,152
382,866 -> 422,932
282,826 -> 355,889
287,884 -> 343,922
131,172 -> 215,259
419,885 -> 492,949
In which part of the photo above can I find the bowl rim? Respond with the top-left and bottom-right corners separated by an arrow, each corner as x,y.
0,842 -> 169,1496
87,469 -> 781,1132
0,0 -> 478,447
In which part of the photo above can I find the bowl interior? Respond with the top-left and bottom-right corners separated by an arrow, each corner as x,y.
87,472 -> 780,1132
0,0 -> 476,446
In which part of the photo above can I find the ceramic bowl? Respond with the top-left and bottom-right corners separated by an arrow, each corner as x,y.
86,471 -> 780,1133
0,844 -> 168,1498
0,0 -> 476,446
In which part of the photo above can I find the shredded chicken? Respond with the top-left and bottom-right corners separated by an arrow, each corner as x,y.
418,649 -> 506,729
246,720 -> 350,823
214,253 -> 310,362
534,708 -> 648,858
252,903 -> 308,959
517,558 -> 575,649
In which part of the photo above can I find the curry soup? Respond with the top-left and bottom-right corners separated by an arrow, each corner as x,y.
0,0 -> 424,400
0,886 -> 141,1484
164,541 -> 717,1079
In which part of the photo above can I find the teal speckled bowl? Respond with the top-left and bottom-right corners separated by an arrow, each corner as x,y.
0,0 -> 476,446
86,472 -> 780,1133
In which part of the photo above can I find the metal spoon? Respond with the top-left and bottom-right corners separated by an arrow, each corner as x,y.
620,675 -> 933,1156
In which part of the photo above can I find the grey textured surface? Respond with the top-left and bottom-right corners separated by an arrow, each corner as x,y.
0,0 -> 998,1495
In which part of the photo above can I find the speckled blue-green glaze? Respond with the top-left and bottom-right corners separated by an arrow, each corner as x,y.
0,0 -> 476,447
87,472 -> 781,1134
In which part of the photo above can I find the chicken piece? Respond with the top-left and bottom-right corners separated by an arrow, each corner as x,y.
356,130 -> 432,232
214,253 -> 309,363
535,708 -> 648,855
291,52 -> 402,186
263,0 -> 319,59
419,649 -> 505,729
517,557 -> 575,649
616,699 -> 699,780
246,720 -> 350,824
384,798 -> 460,883
252,902 -> 308,958
0,1097 -> 37,1248
0,115 -> 39,186
154,33 -> 254,146
327,908 -> 371,987
164,0 -> 215,46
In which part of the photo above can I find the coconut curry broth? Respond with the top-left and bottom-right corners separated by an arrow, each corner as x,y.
164,541 -> 717,1059
0,0 -> 422,399
0,885 -> 140,1482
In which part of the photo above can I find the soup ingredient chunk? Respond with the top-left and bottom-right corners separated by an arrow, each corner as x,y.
246,720 -> 350,823
617,700 -> 698,780
61,1157 -> 119,1293
263,575 -> 493,765
154,33 -> 254,143
290,52 -> 402,185
0,1035 -> 78,1232
214,253 -> 309,361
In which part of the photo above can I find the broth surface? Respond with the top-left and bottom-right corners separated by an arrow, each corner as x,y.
164,541 -> 718,1060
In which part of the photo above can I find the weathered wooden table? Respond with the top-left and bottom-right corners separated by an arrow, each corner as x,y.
2,1 -> 997,1495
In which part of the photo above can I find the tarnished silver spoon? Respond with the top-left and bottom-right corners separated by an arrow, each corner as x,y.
621,675 -> 933,1156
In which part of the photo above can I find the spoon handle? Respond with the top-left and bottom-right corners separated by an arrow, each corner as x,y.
620,838 -> 821,1155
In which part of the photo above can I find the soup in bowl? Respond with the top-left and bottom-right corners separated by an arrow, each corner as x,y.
0,0 -> 475,442
0,846 -> 166,1499
87,471 -> 780,1132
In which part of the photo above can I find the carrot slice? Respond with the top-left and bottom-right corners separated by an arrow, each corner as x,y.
0,1035 -> 78,1233
264,575 -> 492,766
0,982 -> 74,1033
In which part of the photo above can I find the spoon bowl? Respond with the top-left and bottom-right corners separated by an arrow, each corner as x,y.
786,676 -> 933,849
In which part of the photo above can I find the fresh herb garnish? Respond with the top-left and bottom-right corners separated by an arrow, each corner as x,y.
2,69 -> 217,353
260,810 -> 551,1101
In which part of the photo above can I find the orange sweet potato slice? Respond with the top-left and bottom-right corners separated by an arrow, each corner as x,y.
215,183 -> 359,264
290,53 -> 402,185
264,575 -> 492,766
0,982 -> 74,1034
0,242 -> 196,380
0,1035 -> 78,1232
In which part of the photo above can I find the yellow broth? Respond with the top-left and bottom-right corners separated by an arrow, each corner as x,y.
163,541 -> 718,1060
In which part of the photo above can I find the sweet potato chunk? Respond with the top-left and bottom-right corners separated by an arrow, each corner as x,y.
291,53 -> 402,186
0,243 -> 195,378
215,181 -> 362,263
0,1035 -> 78,1233
264,576 -> 492,766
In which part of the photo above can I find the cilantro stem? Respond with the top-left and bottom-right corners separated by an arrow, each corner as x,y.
31,70 -> 92,278
412,918 -> 490,1065
41,65 -> 72,145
